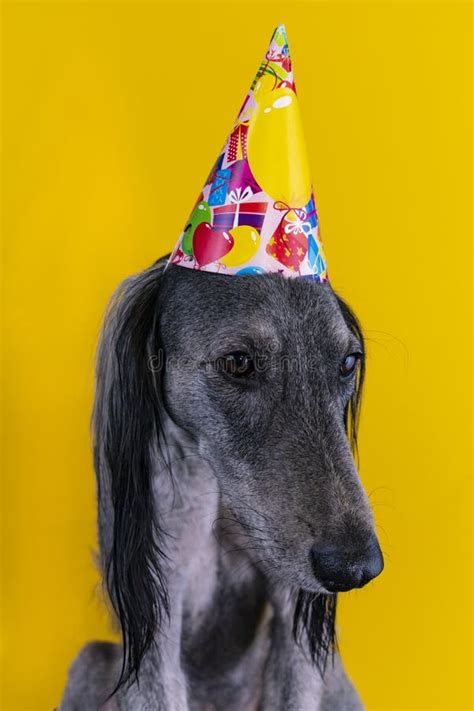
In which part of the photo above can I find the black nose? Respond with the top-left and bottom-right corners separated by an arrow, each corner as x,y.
311,540 -> 384,593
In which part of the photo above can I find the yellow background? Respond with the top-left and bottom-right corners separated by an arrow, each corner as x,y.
1,1 -> 472,709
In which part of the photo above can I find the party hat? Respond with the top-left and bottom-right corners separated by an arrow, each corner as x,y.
168,24 -> 328,281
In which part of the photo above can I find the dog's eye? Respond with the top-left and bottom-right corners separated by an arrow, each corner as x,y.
216,351 -> 255,379
340,353 -> 361,377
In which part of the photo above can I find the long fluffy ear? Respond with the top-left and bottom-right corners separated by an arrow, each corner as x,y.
293,293 -> 366,676
293,590 -> 337,674
334,293 -> 365,458
93,259 -> 170,691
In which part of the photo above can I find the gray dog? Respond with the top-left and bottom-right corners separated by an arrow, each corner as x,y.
60,256 -> 383,710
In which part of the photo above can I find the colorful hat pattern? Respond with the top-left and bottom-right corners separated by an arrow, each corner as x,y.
168,24 -> 328,281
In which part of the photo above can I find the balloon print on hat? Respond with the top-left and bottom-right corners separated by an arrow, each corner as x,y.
247,87 -> 312,208
192,223 -> 234,268
236,266 -> 266,276
220,226 -> 261,267
182,201 -> 212,256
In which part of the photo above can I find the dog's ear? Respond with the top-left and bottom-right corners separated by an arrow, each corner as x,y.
93,259 -> 170,691
292,294 -> 365,677
334,293 -> 365,458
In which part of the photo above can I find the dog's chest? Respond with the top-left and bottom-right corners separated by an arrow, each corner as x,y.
180,536 -> 272,710
183,614 -> 271,711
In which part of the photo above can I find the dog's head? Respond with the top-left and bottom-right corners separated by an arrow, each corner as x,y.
95,258 -> 383,687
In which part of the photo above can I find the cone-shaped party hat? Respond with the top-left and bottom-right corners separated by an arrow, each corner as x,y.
168,24 -> 328,280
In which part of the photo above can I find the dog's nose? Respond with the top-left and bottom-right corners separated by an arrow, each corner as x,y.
310,540 -> 384,593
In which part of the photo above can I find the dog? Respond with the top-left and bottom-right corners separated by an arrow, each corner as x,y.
60,255 -> 383,710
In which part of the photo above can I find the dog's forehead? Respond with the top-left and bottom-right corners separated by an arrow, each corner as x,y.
161,267 -> 348,348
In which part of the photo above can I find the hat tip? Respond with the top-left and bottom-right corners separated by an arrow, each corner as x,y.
273,22 -> 287,35
270,23 -> 289,48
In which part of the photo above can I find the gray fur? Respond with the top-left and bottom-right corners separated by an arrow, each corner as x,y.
60,258 -> 380,710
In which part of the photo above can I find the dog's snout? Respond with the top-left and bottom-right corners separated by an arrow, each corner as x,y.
310,539 -> 384,593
